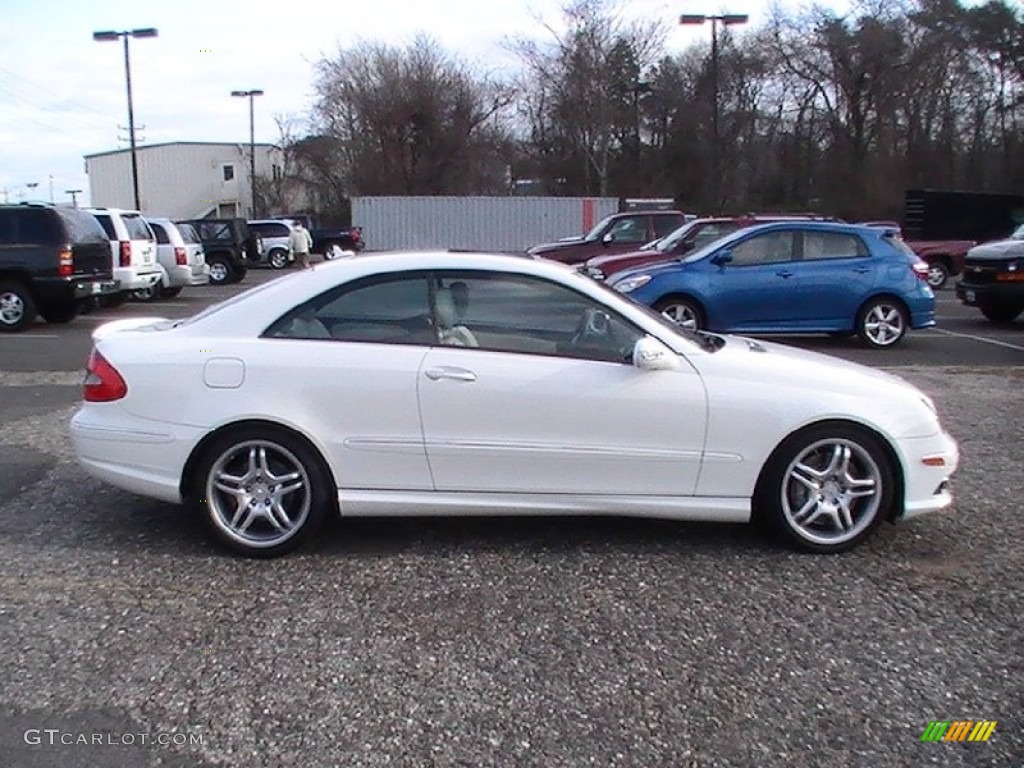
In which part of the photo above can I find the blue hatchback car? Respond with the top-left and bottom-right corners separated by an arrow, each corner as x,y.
608,221 -> 936,348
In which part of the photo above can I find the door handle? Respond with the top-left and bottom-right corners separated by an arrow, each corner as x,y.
853,267 -> 871,274
424,366 -> 477,382
776,270 -> 794,278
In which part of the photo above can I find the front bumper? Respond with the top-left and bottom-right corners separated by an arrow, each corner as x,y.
897,429 -> 959,520
956,279 -> 1024,306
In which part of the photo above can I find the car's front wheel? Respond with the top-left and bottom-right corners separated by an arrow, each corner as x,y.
756,423 -> 895,553
856,298 -> 907,348
653,296 -> 704,331
979,303 -> 1023,324
193,426 -> 333,558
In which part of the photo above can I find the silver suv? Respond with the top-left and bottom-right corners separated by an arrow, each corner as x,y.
247,219 -> 294,269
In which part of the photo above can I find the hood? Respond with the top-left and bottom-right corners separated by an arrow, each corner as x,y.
586,247 -> 652,268
529,238 -> 593,254
967,238 -> 1024,261
609,255 -> 689,284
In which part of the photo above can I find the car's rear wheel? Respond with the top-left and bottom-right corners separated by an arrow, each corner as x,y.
160,286 -> 183,299
979,303 -> 1023,324
194,426 -> 332,558
925,260 -> 949,290
756,423 -> 894,553
653,296 -> 704,331
132,284 -> 159,302
0,280 -> 37,332
268,249 -> 289,269
208,258 -> 231,285
856,298 -> 907,348
39,302 -> 79,324
99,292 -> 129,309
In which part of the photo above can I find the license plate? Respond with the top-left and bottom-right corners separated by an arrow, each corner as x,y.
92,282 -> 104,294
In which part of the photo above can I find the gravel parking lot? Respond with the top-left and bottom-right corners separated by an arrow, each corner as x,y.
0,270 -> 1021,766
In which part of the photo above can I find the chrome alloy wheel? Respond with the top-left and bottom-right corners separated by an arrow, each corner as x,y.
659,302 -> 699,331
205,440 -> 311,549
0,290 -> 26,326
861,302 -> 906,347
781,439 -> 882,547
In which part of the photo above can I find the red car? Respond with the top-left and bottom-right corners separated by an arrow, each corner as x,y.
584,214 -> 837,280
527,210 -> 689,264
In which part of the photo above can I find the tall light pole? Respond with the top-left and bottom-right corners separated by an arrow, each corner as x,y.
680,12 -> 748,212
93,27 -> 158,211
231,89 -> 264,218
66,189 -> 83,208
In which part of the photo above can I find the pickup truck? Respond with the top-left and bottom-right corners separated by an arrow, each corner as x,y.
859,221 -> 975,289
278,214 -> 365,258
527,210 -> 689,264
955,224 -> 1024,324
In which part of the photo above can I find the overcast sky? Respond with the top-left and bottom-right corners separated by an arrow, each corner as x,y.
0,0 -> 849,207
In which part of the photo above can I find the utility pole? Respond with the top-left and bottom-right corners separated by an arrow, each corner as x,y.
231,89 -> 264,218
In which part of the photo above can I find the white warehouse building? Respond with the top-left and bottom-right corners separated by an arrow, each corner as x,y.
84,141 -> 281,219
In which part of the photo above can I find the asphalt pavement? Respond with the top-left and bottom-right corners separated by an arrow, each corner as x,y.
0,267 -> 1021,766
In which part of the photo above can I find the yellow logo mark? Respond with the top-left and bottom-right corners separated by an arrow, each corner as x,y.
199,49 -> 213,53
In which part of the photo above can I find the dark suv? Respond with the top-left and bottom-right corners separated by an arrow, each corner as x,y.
177,218 -> 259,285
527,210 -> 689,264
0,203 -> 119,332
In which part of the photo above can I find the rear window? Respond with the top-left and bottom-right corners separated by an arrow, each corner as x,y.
122,214 -> 154,241
150,222 -> 170,244
56,208 -> 108,244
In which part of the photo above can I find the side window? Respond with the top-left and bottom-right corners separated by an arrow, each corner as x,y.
93,214 -> 117,240
123,215 -> 154,241
0,211 -> 17,243
802,231 -> 868,261
150,222 -> 169,245
16,210 -> 60,245
222,164 -> 235,182
692,223 -> 740,251
432,271 -> 644,364
265,275 -> 433,344
607,216 -> 647,243
728,231 -> 796,267
653,215 -> 683,238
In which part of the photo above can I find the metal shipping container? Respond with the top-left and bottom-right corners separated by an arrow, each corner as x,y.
351,196 -> 619,252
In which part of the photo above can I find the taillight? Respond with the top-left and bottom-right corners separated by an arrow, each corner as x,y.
350,227 -> 362,242
911,259 -> 929,281
58,245 -> 73,277
175,246 -> 187,265
83,349 -> 127,402
119,241 -> 131,267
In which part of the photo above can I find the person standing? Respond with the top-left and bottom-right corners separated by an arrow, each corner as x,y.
289,219 -> 314,269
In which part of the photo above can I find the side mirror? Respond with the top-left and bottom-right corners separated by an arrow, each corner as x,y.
711,249 -> 733,266
633,336 -> 681,371
602,232 -> 615,245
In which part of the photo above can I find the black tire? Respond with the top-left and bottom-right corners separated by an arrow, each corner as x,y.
268,249 -> 290,269
856,297 -> 908,348
755,423 -> 895,554
0,280 -> 37,332
132,284 -> 160,302
979,303 -> 1023,325
207,257 -> 232,285
228,264 -> 247,284
191,425 -> 333,558
925,260 -> 949,290
160,286 -> 183,299
653,296 -> 704,331
39,302 -> 79,324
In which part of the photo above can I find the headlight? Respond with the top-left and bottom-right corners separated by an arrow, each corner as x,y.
613,275 -> 652,293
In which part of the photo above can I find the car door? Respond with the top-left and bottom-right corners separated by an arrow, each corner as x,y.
416,270 -> 708,496
789,229 -> 876,326
705,229 -> 799,330
261,273 -> 437,490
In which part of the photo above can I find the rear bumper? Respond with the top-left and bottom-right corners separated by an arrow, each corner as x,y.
167,264 -> 210,287
114,267 -> 162,291
34,277 -> 120,304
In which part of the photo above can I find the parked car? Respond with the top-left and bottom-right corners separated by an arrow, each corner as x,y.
136,218 -> 209,301
84,207 -> 162,306
585,214 -> 837,280
609,221 -> 935,348
0,203 -> 119,332
954,223 -> 1024,324
247,220 -> 294,269
177,218 -> 257,285
71,251 -> 958,558
527,210 -> 689,264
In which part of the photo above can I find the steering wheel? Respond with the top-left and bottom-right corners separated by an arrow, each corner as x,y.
569,308 -> 611,348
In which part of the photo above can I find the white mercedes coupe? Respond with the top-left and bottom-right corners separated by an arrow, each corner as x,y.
71,252 -> 959,558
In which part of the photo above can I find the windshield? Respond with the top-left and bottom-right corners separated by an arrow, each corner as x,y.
650,220 -> 700,253
1010,223 -> 1024,240
583,215 -> 616,241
